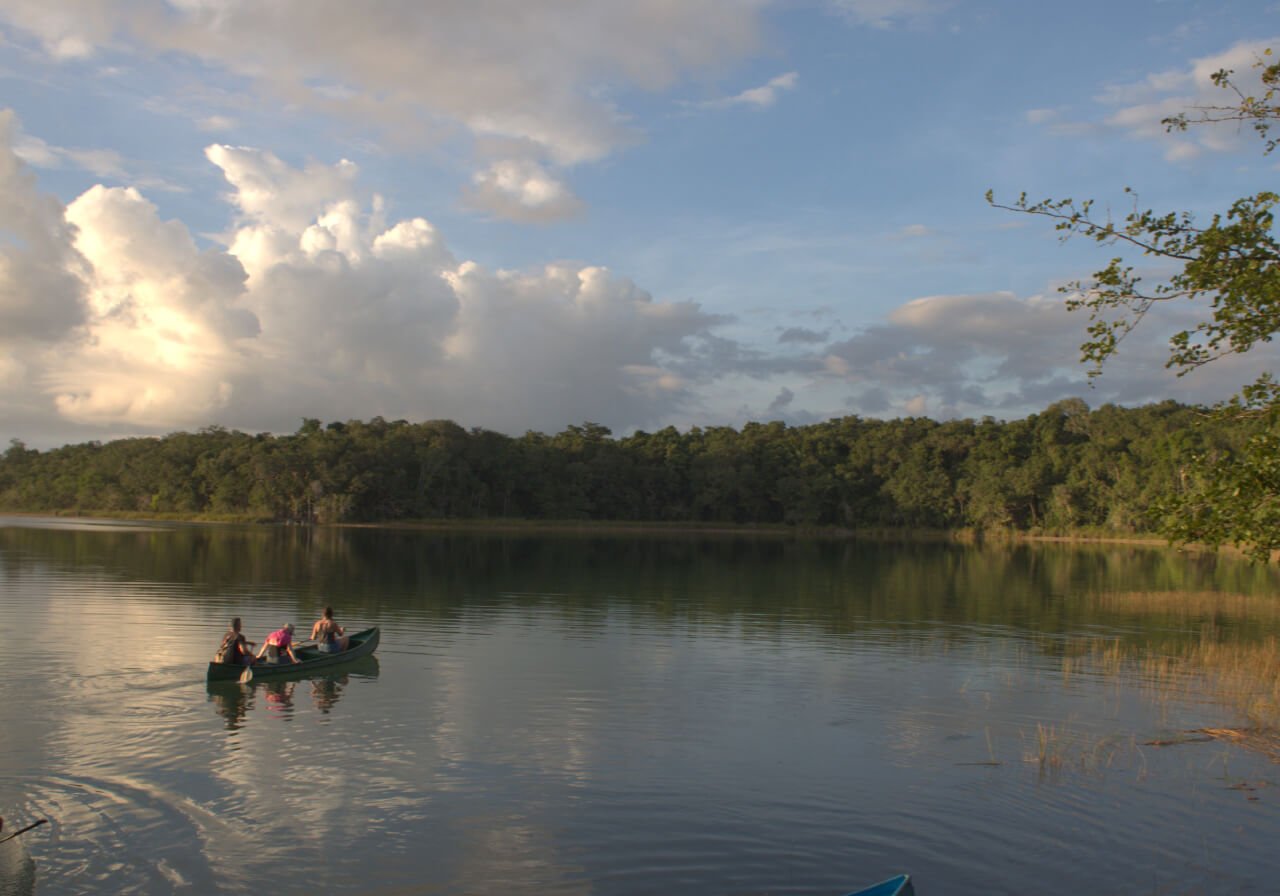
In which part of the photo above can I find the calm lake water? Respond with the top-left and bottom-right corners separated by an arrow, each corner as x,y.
1,517 -> 1278,896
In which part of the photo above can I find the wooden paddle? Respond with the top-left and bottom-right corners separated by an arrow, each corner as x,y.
0,818 -> 47,844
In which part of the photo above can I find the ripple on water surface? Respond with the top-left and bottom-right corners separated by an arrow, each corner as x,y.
4,773 -> 238,894
5,522 -> 1280,895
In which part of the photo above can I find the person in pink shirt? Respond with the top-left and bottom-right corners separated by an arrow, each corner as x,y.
255,622 -> 301,664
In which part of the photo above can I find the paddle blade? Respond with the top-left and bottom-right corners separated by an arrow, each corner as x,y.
239,666 -> 254,684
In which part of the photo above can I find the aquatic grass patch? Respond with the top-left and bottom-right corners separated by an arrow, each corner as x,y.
1014,592 -> 1280,770
1175,634 -> 1280,728
1120,628 -> 1280,731
1076,591 -> 1280,728
1054,596 -> 1280,762
1018,723 -> 1133,776
1092,590 -> 1280,623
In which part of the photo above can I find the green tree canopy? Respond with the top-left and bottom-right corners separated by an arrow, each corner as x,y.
990,49 -> 1280,560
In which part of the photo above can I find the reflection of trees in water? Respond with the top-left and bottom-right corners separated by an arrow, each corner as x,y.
6,525 -> 1275,615
9,524 -> 1279,651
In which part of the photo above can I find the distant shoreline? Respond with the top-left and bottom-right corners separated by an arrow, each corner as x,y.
0,508 -> 1195,550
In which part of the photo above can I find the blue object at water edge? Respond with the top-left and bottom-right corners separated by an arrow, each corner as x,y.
843,873 -> 914,896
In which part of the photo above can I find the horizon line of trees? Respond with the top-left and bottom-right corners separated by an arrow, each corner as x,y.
0,398 -> 1240,535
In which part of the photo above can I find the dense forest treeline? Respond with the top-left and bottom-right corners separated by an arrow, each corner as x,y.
0,399 -> 1241,533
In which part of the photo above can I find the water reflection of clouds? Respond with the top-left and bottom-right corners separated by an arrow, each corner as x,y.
12,584 -> 385,889
1,575 -> 218,786
425,621 -> 615,789
7,521 -> 1280,895
32,578 -> 211,671
453,813 -> 591,896
202,689 -> 390,880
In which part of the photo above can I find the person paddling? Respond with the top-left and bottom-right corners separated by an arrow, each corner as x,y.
256,622 -> 301,665
216,617 -> 255,666
311,606 -> 349,653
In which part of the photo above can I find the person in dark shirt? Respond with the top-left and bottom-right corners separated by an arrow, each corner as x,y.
217,617 -> 255,666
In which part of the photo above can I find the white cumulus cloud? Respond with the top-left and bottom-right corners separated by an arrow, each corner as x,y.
0,0 -> 768,167
1031,38 -> 1280,160
816,290 -> 1277,419
709,71 -> 799,108
465,159 -> 584,223
0,109 -> 87,346
50,183 -> 257,425
829,0 -> 951,29
0,112 -> 731,442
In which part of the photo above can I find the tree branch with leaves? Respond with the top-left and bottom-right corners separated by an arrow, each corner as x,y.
989,49 -> 1280,560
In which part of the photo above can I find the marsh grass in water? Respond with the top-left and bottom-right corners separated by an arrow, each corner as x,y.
1017,722 -> 1136,776
1091,589 -> 1280,623
1058,591 -> 1280,763
994,590 -> 1280,776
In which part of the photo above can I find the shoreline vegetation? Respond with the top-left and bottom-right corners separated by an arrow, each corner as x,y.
0,507 -> 1222,553
1056,594 -> 1280,766
985,592 -> 1280,774
0,399 -> 1270,558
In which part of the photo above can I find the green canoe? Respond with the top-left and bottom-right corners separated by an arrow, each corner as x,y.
206,626 -> 380,682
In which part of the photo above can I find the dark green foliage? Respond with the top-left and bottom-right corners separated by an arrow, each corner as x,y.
989,49 -> 1280,560
0,401 -> 1226,538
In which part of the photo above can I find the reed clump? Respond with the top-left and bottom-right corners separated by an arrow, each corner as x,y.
1066,591 -> 1280,761
1085,591 -> 1280,726
1175,634 -> 1280,728
1020,723 -> 1129,775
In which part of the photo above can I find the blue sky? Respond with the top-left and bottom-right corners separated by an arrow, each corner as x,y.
0,0 -> 1277,447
